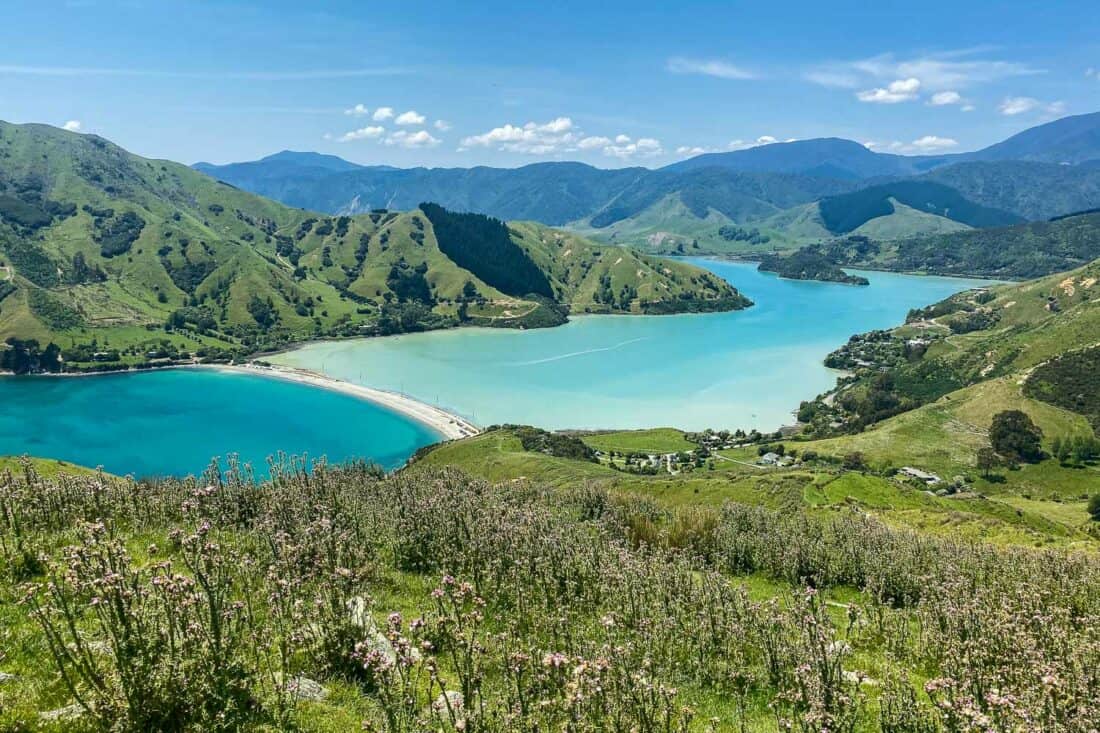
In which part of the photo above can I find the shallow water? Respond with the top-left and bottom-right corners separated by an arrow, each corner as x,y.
0,368 -> 440,477
273,259 -> 993,431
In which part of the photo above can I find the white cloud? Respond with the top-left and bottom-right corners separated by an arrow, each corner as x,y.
928,90 -> 962,106
999,96 -> 1038,115
433,119 -> 452,131
603,136 -> 663,159
998,96 -> 1065,117
809,51 -> 1041,95
666,57 -> 757,80
461,118 -> 665,159
803,70 -> 859,89
395,110 -> 426,125
857,77 -> 921,104
909,135 -> 959,151
1088,67 -> 1098,79
372,107 -> 395,121
461,117 -> 579,155
62,120 -> 82,132
676,146 -> 707,156
726,135 -> 782,151
337,125 -> 385,142
876,135 -> 960,153
578,136 -> 612,149
849,51 -> 1041,89
344,103 -> 369,117
385,129 -> 441,148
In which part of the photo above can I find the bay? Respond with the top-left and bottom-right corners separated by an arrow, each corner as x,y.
273,260 -> 993,431
0,368 -> 440,477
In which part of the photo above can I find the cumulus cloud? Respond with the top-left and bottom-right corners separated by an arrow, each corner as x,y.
372,107 -> 395,121
999,96 -> 1065,116
344,103 -> 369,117
62,120 -> 82,132
603,136 -> 663,160
433,119 -> 452,131
460,118 -> 665,159
908,135 -> 959,151
727,135 -> 784,151
578,136 -> 612,149
928,90 -> 962,106
460,117 -> 579,154
395,110 -> 426,125
676,145 -> 707,156
856,77 -> 921,104
666,57 -> 757,80
872,135 -> 959,153
385,129 -> 440,148
337,125 -> 385,142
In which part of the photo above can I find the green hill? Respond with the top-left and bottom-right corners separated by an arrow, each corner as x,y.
759,210 -> 1100,282
817,180 -> 1022,235
0,121 -> 748,372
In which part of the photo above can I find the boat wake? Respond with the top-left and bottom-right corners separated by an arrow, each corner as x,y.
506,337 -> 650,366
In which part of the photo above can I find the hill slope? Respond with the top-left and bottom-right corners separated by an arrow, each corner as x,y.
761,210 -> 1100,281
0,121 -> 747,372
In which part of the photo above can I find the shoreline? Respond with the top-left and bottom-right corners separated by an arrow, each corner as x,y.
200,363 -> 481,442
692,254 -> 1015,283
13,361 -> 479,442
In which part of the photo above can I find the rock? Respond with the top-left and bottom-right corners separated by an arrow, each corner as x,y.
346,595 -> 372,628
432,690 -> 464,716
40,703 -> 85,722
345,597 -> 420,664
842,670 -> 879,687
0,672 -> 16,684
284,675 -> 328,702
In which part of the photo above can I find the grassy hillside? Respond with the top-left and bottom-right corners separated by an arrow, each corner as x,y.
420,424 -> 1099,548
415,256 -> 1100,549
759,210 -> 1100,281
920,160 -> 1100,221
0,121 -> 747,372
786,258 -> 1100,505
2,444 -> 1097,731
817,180 -> 1022,235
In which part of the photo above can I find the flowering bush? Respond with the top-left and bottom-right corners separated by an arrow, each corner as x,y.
1,458 -> 1097,731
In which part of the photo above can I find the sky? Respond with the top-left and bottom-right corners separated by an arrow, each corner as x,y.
1,0 -> 1098,168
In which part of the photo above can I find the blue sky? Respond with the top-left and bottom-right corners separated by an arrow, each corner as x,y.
1,0 -> 1097,168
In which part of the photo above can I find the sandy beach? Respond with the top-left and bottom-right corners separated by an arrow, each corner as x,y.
200,363 -> 480,441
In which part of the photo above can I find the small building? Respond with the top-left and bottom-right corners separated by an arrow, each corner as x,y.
758,452 -> 781,466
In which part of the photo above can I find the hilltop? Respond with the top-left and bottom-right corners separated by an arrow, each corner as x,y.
0,121 -> 748,372
195,113 -> 1100,255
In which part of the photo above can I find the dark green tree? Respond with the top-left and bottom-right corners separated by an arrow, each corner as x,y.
989,410 -> 1044,463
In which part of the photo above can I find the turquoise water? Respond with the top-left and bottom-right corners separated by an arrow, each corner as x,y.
0,369 -> 440,478
274,260 -> 993,431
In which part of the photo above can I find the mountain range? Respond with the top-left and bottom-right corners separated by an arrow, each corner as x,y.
195,112 -> 1100,253
0,120 -> 745,372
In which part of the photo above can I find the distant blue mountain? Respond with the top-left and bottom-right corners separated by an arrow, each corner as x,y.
191,113 -> 1100,230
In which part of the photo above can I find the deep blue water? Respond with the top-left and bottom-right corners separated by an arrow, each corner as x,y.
0,369 -> 440,478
